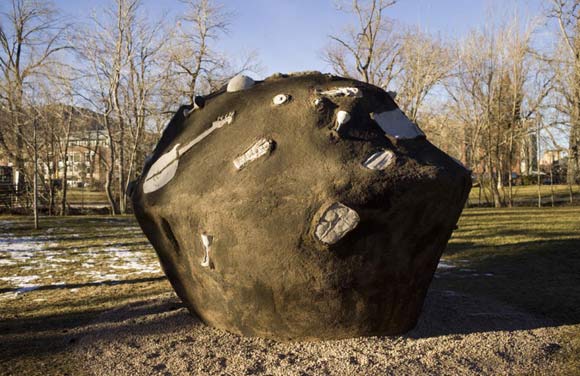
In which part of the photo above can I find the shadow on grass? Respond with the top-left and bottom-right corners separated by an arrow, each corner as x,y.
0,295 -> 189,369
0,276 -> 166,294
418,238 -> 580,337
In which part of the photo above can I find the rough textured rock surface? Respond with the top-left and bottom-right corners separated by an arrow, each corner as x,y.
131,72 -> 471,340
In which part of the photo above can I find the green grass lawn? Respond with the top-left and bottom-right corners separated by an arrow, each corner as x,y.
437,207 -> 580,373
468,184 -> 580,205
63,184 -> 580,208
0,215 -> 171,375
65,189 -> 109,205
0,209 -> 578,374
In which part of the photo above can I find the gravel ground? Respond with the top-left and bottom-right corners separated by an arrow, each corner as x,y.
73,288 -> 567,376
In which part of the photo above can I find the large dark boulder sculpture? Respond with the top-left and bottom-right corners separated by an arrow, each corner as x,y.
131,72 -> 471,340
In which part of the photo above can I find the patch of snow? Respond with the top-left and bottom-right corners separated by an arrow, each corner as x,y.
437,260 -> 455,270
0,275 -> 40,284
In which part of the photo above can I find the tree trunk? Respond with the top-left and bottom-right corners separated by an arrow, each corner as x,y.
550,165 -> 555,207
103,112 -> 118,215
33,118 -> 39,229
60,110 -> 72,216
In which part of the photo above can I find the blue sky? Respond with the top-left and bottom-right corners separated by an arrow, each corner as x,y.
54,0 -> 548,77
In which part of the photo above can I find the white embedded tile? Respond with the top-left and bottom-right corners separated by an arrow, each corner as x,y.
371,109 -> 425,139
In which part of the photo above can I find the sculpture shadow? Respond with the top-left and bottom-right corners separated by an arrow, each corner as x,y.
409,237 -> 580,338
0,276 -> 166,295
0,282 -> 185,363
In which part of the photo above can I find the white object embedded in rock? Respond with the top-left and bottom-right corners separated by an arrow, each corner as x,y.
315,202 -> 360,245
143,111 -> 235,194
227,74 -> 255,92
233,138 -> 274,170
335,111 -> 351,131
273,94 -> 290,105
363,150 -> 396,170
370,109 -> 425,139
320,87 -> 362,98
183,98 -> 205,118
200,233 -> 212,267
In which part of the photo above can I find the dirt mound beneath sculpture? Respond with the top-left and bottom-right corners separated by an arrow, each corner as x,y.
73,288 -> 564,375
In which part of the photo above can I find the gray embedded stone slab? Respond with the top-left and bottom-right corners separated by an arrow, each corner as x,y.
227,74 -> 255,92
131,72 -> 471,341
363,149 -> 396,170
314,202 -> 360,245
371,109 -> 425,139
233,138 -> 274,170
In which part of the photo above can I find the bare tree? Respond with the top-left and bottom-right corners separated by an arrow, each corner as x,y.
166,0 -> 230,103
548,0 -> 580,185
0,0 -> 69,203
77,0 -> 141,214
444,19 -> 548,207
323,0 -> 400,89
395,29 -> 451,123
122,6 -> 166,205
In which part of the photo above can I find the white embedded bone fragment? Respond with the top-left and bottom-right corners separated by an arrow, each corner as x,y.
363,150 -> 396,170
370,109 -> 425,139
183,96 -> 206,117
315,203 -> 360,245
212,111 -> 235,128
335,111 -> 351,131
319,87 -> 362,98
233,138 -> 274,170
273,94 -> 290,105
143,111 -> 235,194
200,233 -> 212,267
313,98 -> 323,106
227,74 -> 255,92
